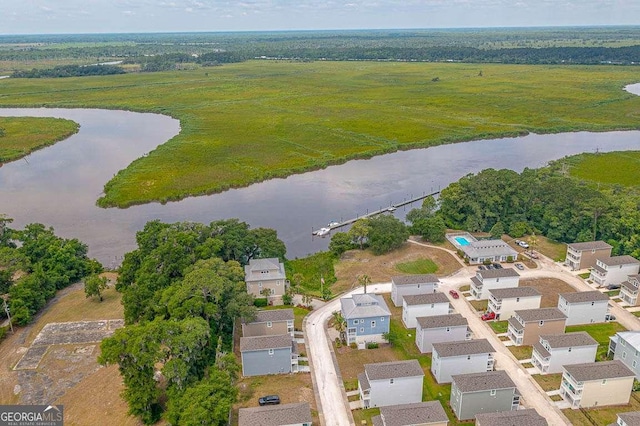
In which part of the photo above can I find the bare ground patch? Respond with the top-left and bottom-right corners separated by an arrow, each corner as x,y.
520,277 -> 576,307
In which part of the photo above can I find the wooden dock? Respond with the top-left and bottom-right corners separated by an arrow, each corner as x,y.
312,190 -> 441,235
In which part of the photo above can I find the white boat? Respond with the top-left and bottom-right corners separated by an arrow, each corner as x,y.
328,221 -> 340,227
316,227 -> 331,237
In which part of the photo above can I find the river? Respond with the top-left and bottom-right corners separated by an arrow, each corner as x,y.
1,84 -> 639,266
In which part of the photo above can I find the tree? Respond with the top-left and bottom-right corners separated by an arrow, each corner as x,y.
357,274 -> 371,294
420,216 -> 447,243
348,219 -> 370,250
332,311 -> 346,342
84,274 -> 108,301
367,215 -> 409,255
329,232 -> 353,257
0,215 -> 15,248
291,273 -> 304,294
490,221 -> 505,239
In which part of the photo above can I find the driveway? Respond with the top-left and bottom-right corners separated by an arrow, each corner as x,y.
305,283 -> 390,426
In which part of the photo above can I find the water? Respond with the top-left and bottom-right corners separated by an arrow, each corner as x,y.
1,97 -> 639,266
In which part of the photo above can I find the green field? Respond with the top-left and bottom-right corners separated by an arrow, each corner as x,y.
0,117 -> 79,163
565,151 -> 640,187
0,61 -> 639,207
395,258 -> 438,274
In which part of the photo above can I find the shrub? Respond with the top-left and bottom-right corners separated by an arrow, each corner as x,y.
366,342 -> 379,349
253,298 -> 268,308
349,342 -> 357,349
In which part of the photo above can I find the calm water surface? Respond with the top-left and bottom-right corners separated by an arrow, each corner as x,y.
1,94 -> 639,266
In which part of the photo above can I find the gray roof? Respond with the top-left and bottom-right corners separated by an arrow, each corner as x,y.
476,409 -> 547,426
489,286 -> 541,300
515,308 -> 567,322
432,339 -> 494,357
539,332 -> 597,349
617,332 -> 640,350
365,359 -> 424,381
567,240 -> 612,252
622,279 -> 639,292
403,292 -> 450,306
452,370 -> 516,393
619,412 -> 640,426
358,372 -> 370,392
560,290 -> 610,304
371,415 -> 384,426
240,334 -> 293,352
248,309 -> 294,324
478,268 -> 520,280
238,402 -> 312,426
461,239 -> 518,259
563,360 -> 635,382
416,314 -> 468,330
507,317 -> 524,332
341,293 -> 391,319
533,341 -> 550,359
392,274 -> 439,286
244,257 -> 286,281
379,402 -> 448,426
598,255 -> 640,266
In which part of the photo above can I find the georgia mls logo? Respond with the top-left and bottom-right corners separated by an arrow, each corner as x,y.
0,404 -> 64,426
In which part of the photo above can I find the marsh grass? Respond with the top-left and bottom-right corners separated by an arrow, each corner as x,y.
0,117 -> 78,163
0,62 -> 639,207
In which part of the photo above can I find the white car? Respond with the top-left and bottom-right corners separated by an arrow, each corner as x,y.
518,241 -> 529,248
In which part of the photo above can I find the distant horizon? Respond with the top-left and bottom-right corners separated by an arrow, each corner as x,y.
2,24 -> 640,38
2,0 -> 639,36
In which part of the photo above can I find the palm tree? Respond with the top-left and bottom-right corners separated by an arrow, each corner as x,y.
358,274 -> 372,294
332,311 -> 347,342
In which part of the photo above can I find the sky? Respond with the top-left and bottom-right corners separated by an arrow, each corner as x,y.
0,0 -> 639,35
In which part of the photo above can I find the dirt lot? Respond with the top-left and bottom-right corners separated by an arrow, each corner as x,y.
520,277 -> 576,308
333,242 -> 462,294
0,275 -> 138,426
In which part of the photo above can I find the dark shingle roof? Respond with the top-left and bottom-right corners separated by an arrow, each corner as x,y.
358,372 -> 370,392
515,308 -> 567,322
618,412 -> 640,426
365,360 -> 424,381
489,286 -> 541,300
403,292 -> 449,306
452,370 -> 516,393
392,274 -> 439,286
416,314 -> 468,330
476,409 -> 548,426
560,291 -> 610,304
379,401 -> 448,426
238,402 -> 312,426
478,268 -> 520,279
240,334 -> 293,352
371,415 -> 384,426
432,339 -> 494,357
533,341 -> 550,359
567,241 -> 612,252
539,332 -> 597,349
564,360 -> 634,382
598,255 -> 640,266
248,309 -> 294,324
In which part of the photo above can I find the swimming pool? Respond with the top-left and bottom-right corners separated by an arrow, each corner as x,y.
455,236 -> 472,246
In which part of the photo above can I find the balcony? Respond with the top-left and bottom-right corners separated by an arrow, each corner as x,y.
487,354 -> 495,370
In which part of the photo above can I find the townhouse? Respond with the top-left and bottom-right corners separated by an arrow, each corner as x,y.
245,257 -> 288,301
531,332 -> 598,374
242,309 -> 295,337
470,268 -> 520,300
590,255 -> 640,287
358,360 -> 424,408
415,314 -> 471,353
450,371 -> 520,421
431,339 -> 495,384
507,308 -> 567,346
402,292 -> 452,328
391,274 -> 440,307
487,286 -> 541,320
560,360 -> 635,408
557,291 -> 610,326
565,240 -> 612,271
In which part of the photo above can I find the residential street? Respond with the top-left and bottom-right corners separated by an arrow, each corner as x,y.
305,245 -> 639,426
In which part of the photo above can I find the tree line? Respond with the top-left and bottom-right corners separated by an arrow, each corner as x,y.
11,64 -> 125,78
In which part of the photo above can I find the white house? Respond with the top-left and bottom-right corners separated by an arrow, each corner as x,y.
402,292 -> 452,328
470,268 -> 520,300
431,339 -> 495,384
531,332 -> 598,374
590,255 -> 640,287
391,274 -> 439,307
557,291 -> 610,326
415,314 -> 471,353
609,331 -> 640,380
487,287 -> 541,320
358,360 -> 424,408
459,239 -> 518,265
620,275 -> 640,306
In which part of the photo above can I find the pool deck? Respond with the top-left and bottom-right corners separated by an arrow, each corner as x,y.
446,232 -> 478,250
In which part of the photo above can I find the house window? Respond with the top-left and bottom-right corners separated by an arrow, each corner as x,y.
277,281 -> 281,286
267,321 -> 273,328
431,304 -> 434,308
268,349 -> 274,355
467,355 -> 471,360
516,297 -> 520,302
568,347 -> 572,352
622,340 -> 627,347
390,379 -> 394,384
623,351 -> 627,359
446,327 -> 451,332
602,379 -> 607,385
490,389 -> 496,396
371,321 -> 376,328
270,288 -> 275,295
633,360 -> 637,368
591,301 -> 595,306
258,282 -> 263,288
360,328 -> 364,332
381,317 -> 385,321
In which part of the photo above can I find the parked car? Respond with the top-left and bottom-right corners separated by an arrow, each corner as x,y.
259,395 -> 281,406
528,252 -> 539,259
478,265 -> 486,271
481,311 -> 496,321
449,289 -> 460,299
518,241 -> 529,248
514,239 -> 522,245
515,263 -> 525,270
492,263 -> 503,269
606,283 -> 621,290
486,264 -> 495,270
605,314 -> 616,322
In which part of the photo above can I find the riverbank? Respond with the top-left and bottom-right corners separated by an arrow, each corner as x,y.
1,61 -> 639,207
0,117 -> 79,164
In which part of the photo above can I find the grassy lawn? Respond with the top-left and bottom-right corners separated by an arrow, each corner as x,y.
508,345 -> 532,360
1,62 -> 639,207
395,258 -> 438,274
569,151 -> 640,188
0,117 -> 79,163
532,373 -> 562,392
633,311 -> 640,317
470,300 -> 488,312
563,392 -> 640,426
532,235 -> 567,262
262,305 -> 309,331
489,321 -> 509,334
566,322 -> 627,360
459,285 -> 470,292
285,251 -> 337,297
607,290 -> 621,297
352,408 -> 380,426
519,277 -> 575,308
